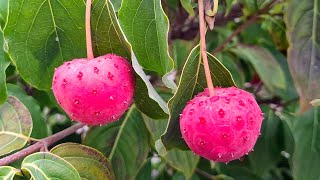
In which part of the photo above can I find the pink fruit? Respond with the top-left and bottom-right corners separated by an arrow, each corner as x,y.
52,54 -> 135,125
180,87 -> 263,163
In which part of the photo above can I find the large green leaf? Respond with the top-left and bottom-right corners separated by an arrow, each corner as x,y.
0,29 -> 10,105
165,149 -> 199,178
84,107 -> 150,180
230,44 -> 286,93
142,114 -> 199,178
0,166 -> 20,180
161,45 -> 236,150
246,106 -> 294,176
51,143 -> 115,180
4,0 -> 87,90
118,0 -> 174,75
7,84 -> 48,139
285,0 -> 320,110
92,0 -> 168,119
290,108 -> 320,180
21,152 -> 81,180
0,96 -> 32,156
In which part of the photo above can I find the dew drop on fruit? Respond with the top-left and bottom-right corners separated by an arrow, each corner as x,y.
71,113 -> 75,117
109,96 -> 114,100
95,111 -> 101,116
77,71 -> 83,80
123,82 -> 128,87
198,101 -> 204,106
124,100 -> 128,104
236,116 -> 242,121
58,101 -> 62,105
62,79 -> 67,88
94,67 -> 99,74
108,72 -> 114,80
183,128 -> 187,134
243,136 -> 249,142
74,99 -> 79,104
249,117 -> 254,123
189,108 -> 194,115
218,153 -> 222,159
222,133 -> 229,139
239,100 -> 245,106
218,109 -> 225,118
92,89 -> 98,95
230,153 -> 235,157
248,99 -> 254,104
199,117 -> 206,125
199,140 -> 205,147
112,115 -> 116,120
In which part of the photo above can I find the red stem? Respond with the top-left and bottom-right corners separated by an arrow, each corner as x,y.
86,0 -> 94,59
198,0 -> 215,96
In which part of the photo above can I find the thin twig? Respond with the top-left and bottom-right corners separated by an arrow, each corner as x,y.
0,123 -> 85,166
199,0 -> 215,96
86,0 -> 94,59
212,0 -> 278,55
195,168 -> 217,180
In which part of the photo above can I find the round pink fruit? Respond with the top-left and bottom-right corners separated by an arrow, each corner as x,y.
180,87 -> 263,163
52,54 -> 135,125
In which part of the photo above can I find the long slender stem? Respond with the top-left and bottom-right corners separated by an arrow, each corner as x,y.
86,0 -> 94,59
199,0 -> 215,96
0,123 -> 85,166
212,0 -> 277,55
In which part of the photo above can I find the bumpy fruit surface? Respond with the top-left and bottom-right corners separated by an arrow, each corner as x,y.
52,54 -> 135,125
180,87 -> 263,162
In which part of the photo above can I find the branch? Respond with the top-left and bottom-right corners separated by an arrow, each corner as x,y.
0,123 -> 85,166
212,0 -> 278,55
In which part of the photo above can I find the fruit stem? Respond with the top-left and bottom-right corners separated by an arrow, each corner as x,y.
198,0 -> 215,96
86,0 -> 94,59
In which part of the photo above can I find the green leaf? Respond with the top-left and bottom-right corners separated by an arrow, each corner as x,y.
311,99 -> 320,107
285,0 -> 320,110
180,0 -> 196,16
0,96 -> 32,156
230,44 -> 286,92
135,159 -> 152,180
133,56 -> 169,119
142,113 -> 199,178
92,0 -> 130,58
110,0 -> 122,12
290,108 -> 320,179
84,107 -> 150,180
0,0 -> 8,28
51,143 -> 115,180
21,152 -> 81,180
161,45 -> 236,150
0,29 -> 10,105
246,106 -> 294,176
171,40 -> 194,70
4,0 -> 87,90
92,0 -> 168,119
7,84 -> 48,139
118,0 -> 174,75
0,166 -> 20,180
164,149 -> 199,178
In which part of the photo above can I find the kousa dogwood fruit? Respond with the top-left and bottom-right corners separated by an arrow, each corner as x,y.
52,54 -> 135,125
180,87 -> 263,163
